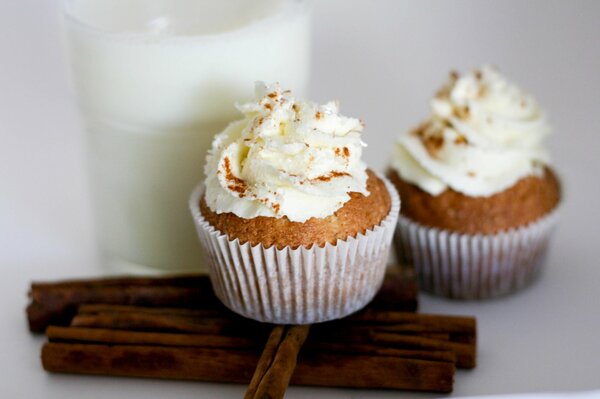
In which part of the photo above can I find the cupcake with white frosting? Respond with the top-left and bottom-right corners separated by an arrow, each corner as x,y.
190,82 -> 399,323
389,66 -> 560,299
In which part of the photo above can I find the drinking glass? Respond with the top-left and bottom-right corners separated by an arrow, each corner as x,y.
62,0 -> 311,274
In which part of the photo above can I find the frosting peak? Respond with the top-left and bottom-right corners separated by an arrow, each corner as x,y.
391,65 -> 550,197
204,82 -> 369,222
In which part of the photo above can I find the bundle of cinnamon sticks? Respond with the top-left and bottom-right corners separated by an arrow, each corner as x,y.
28,267 -> 477,396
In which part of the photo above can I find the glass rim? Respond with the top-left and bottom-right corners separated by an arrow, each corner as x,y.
61,0 -> 310,43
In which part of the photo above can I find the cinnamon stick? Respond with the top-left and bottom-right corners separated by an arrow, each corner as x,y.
349,310 -> 476,333
41,342 -> 454,393
27,267 -> 418,333
371,332 -> 476,369
74,306 -> 473,338
46,326 -> 258,349
305,342 -> 456,364
68,304 -> 473,339
245,325 -> 310,399
292,352 -> 454,392
308,329 -> 473,369
78,304 -> 228,318
45,325 -> 458,366
27,275 -> 220,333
70,313 -> 232,335
42,343 -> 259,384
69,309 -> 270,338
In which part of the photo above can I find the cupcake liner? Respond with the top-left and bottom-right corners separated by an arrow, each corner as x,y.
395,207 -> 560,299
189,174 -> 400,324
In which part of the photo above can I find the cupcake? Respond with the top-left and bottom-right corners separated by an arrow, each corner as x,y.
389,66 -> 560,299
190,82 -> 400,323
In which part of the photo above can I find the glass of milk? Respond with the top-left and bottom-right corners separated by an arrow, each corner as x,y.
62,0 -> 311,274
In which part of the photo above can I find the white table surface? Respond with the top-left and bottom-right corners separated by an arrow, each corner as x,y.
2,1 -> 600,398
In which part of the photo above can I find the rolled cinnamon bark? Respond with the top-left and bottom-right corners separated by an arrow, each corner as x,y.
41,342 -> 454,393
42,343 -> 259,384
245,325 -> 310,399
70,313 -> 234,335
27,275 -> 219,333
292,351 -> 454,392
371,332 -> 476,369
348,310 -> 476,333
46,326 -> 258,349
45,325 -> 459,366
67,304 -> 473,338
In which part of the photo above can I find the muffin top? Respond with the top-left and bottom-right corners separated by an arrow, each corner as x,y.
201,170 -> 391,249
204,82 -> 369,222
390,66 -> 550,197
389,167 -> 559,234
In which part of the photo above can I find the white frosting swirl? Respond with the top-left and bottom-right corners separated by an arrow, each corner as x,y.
391,65 -> 550,197
204,82 -> 369,222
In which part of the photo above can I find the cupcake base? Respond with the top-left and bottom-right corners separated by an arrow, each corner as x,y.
190,174 -> 400,324
395,208 -> 559,300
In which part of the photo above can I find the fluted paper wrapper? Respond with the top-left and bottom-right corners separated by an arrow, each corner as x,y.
395,208 -> 560,299
190,176 -> 400,324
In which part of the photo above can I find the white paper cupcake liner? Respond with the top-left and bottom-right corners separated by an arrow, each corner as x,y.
189,174 -> 400,324
395,207 -> 560,299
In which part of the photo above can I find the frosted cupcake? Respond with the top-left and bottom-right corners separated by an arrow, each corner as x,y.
389,66 -> 560,299
190,82 -> 400,323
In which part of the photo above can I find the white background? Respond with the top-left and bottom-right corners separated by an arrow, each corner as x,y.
2,1 -> 600,398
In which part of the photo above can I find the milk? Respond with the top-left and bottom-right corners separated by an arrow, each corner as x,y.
63,0 -> 311,273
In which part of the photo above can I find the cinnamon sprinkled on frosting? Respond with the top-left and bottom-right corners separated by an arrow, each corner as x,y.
204,82 -> 369,222
391,65 -> 550,197
222,157 -> 247,198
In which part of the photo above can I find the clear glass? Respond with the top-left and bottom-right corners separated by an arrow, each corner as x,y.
62,0 -> 311,274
